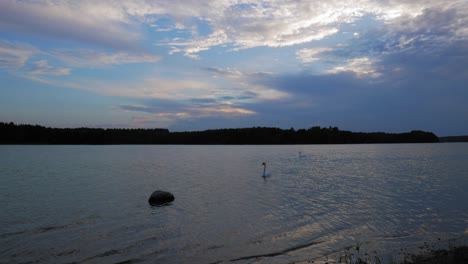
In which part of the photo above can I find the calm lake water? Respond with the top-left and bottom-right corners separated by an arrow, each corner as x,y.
1,144 -> 467,264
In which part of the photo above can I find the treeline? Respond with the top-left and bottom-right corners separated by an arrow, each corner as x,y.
0,122 -> 439,145
439,136 -> 468,142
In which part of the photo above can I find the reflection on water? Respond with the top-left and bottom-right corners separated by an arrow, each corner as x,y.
0,144 -> 467,263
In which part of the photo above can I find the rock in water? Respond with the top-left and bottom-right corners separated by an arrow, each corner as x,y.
148,190 -> 174,206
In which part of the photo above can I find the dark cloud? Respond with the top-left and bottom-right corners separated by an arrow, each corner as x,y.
246,10 -> 468,136
246,68 -> 467,135
119,105 -> 162,114
189,98 -> 218,105
202,67 -> 272,79
219,94 -> 256,100
318,6 -> 467,79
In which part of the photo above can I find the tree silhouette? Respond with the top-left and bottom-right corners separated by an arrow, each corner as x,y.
0,122 -> 439,145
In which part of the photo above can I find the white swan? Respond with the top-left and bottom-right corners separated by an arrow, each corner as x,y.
262,162 -> 270,177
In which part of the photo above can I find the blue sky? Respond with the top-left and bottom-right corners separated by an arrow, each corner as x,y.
0,0 -> 467,136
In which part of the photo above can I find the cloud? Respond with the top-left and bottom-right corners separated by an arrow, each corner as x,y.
0,39 -> 160,77
28,60 -> 70,76
375,6 -> 467,58
165,29 -> 229,59
139,78 -> 219,100
0,0 -> 143,50
51,50 -> 162,67
391,9 -> 467,75
159,1 -> 347,58
204,67 -> 244,78
1,1 -> 466,134
125,103 -> 256,128
294,3 -> 468,78
126,71 -> 289,103
156,0 -> 467,58
202,67 -> 289,100
127,105 -> 255,117
0,40 -> 38,70
0,40 -> 69,76
327,57 -> 381,78
112,67 -> 296,128
296,47 -> 333,64
249,24 -> 468,133
22,70 -> 288,108
120,105 -> 162,114
2,1 -> 465,59
131,113 -> 189,128
203,67 -> 272,79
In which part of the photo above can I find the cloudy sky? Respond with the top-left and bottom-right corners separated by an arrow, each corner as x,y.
0,0 -> 467,136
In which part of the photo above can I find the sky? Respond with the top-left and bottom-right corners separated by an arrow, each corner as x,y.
0,0 -> 467,136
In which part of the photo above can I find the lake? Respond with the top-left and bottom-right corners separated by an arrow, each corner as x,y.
1,144 -> 467,263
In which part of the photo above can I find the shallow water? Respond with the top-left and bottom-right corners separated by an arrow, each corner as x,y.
0,144 -> 467,263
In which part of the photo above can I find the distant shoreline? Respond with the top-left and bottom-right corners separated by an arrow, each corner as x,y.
0,122 -> 441,145
439,135 -> 468,143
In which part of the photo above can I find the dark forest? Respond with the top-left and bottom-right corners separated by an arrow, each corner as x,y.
0,122 -> 439,145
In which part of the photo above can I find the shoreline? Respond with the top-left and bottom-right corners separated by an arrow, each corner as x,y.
402,246 -> 468,264
294,236 -> 468,264
294,246 -> 468,264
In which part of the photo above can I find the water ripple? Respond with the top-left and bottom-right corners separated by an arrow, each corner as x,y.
0,144 -> 467,264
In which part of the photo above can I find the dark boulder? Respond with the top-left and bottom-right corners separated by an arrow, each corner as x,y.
148,190 -> 174,206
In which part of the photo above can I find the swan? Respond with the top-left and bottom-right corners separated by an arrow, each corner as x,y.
262,162 -> 270,177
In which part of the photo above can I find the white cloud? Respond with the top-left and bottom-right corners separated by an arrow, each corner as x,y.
24,65 -> 290,109
156,0 -> 466,58
327,57 -> 381,78
1,0 -> 465,59
51,50 -> 161,67
0,40 -> 159,78
296,47 -> 333,64
202,67 -> 289,101
131,105 -> 256,127
205,67 -> 244,78
164,29 -> 229,59
29,60 -> 70,76
0,40 -> 38,70
140,78 -> 218,100
142,76 -> 289,102
196,106 -> 256,116
0,0 -> 141,50
204,67 -> 271,79
239,83 -> 290,101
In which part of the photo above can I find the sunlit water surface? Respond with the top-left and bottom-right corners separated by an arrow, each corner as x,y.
1,144 -> 467,263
